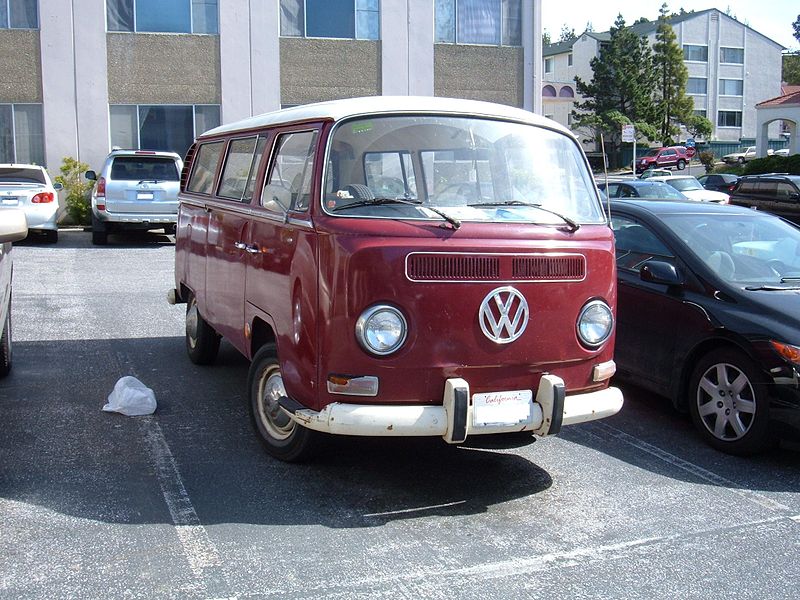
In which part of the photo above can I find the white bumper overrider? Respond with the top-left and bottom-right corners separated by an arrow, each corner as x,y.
286,374 -> 623,444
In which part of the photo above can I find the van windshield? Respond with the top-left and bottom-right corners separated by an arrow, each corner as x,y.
323,115 -> 605,225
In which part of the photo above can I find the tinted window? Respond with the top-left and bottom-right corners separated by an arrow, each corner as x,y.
0,167 -> 45,184
2,0 -> 37,28
435,0 -> 521,45
187,141 -> 224,195
737,181 -> 757,194
611,216 -> 674,273
263,130 -> 319,213
720,47 -> 744,64
111,156 -> 179,181
776,182 -> 797,200
756,182 -> 778,197
107,0 -> 218,33
683,44 -> 707,61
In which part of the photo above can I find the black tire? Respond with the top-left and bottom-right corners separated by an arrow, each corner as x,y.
676,159 -> 686,170
248,343 -> 318,462
44,230 -> 58,244
164,224 -> 177,235
92,216 -> 108,245
738,157 -> 745,165
0,305 -> 11,378
688,348 -> 772,455
185,297 -> 220,365
345,183 -> 375,201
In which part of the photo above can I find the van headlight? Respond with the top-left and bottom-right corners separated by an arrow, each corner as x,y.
577,300 -> 613,348
355,305 -> 408,356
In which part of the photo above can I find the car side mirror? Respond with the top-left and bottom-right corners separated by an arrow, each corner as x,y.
640,260 -> 683,286
53,182 -> 64,191
790,192 -> 800,201
85,170 -> 97,181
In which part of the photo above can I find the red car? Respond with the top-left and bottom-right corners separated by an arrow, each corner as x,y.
636,146 -> 689,173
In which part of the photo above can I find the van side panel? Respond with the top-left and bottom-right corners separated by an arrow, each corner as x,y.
175,200 -> 211,310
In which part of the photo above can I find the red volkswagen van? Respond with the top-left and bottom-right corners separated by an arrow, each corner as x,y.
170,97 -> 622,462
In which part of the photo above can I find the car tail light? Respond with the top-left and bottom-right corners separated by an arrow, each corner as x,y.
31,192 -> 54,203
96,203 -> 106,211
96,176 -> 106,197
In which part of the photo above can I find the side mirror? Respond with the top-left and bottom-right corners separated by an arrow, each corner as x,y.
640,260 -> 683,286
53,182 -> 64,191
0,209 -> 28,244
789,192 -> 800,201
84,170 -> 97,181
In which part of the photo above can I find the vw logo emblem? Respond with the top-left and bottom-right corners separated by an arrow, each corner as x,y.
478,286 -> 529,344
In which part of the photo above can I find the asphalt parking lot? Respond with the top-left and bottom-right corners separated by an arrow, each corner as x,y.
2,230 -> 799,599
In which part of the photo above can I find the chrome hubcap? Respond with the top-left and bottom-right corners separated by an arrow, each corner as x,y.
186,304 -> 199,349
696,362 -> 756,441
257,368 -> 294,440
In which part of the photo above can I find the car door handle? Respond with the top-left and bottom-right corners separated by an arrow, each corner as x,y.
234,241 -> 261,254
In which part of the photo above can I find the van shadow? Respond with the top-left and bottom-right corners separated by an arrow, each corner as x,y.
0,336 -> 552,528
14,228 -> 174,249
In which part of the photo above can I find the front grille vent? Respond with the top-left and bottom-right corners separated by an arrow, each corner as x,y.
406,253 -> 586,282
512,255 -> 585,280
407,254 -> 500,281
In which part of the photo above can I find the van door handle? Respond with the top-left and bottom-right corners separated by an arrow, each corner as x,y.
234,241 -> 261,254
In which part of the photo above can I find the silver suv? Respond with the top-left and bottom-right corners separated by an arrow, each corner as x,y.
85,149 -> 182,245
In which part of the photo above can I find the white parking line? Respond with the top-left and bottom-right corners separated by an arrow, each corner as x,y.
587,421 -> 791,512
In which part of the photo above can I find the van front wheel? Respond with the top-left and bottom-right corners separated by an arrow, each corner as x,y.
248,343 -> 318,462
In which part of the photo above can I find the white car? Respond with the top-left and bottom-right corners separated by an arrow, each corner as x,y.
0,209 -> 28,377
722,146 -> 756,165
647,175 -> 729,203
0,164 -> 61,243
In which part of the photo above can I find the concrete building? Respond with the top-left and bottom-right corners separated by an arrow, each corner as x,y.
543,8 -> 784,147
0,0 -> 543,175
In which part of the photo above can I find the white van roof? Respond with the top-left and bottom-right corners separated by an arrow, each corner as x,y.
202,96 -> 570,138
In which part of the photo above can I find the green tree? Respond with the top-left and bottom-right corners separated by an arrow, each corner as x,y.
684,113 -> 713,140
558,24 -> 576,43
652,3 -> 694,144
573,14 -> 659,159
542,29 -> 551,45
783,54 -> 800,85
55,157 -> 93,226
793,13 -> 799,42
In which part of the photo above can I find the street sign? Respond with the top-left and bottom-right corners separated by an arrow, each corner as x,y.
686,147 -> 696,158
685,138 -> 695,147
621,124 -> 635,143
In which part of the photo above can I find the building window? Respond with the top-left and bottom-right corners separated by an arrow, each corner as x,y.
0,0 -> 37,28
693,110 -> 707,118
720,47 -> 744,64
0,104 -> 44,165
542,85 -> 556,97
107,0 -> 218,34
109,104 -> 220,158
558,86 -> 574,98
567,52 -> 573,67
717,111 -> 742,128
683,44 -> 708,62
544,57 -> 553,74
687,77 -> 707,95
435,0 -> 522,46
719,79 -> 743,96
280,0 -> 379,40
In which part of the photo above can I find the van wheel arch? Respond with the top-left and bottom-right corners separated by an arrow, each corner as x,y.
250,317 -> 277,358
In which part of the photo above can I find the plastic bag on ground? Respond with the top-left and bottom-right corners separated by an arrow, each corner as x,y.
102,376 -> 157,416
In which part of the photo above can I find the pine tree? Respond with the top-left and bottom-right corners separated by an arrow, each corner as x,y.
573,14 -> 659,157
652,3 -> 694,144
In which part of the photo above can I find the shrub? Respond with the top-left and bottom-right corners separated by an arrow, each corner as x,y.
698,150 -> 716,173
743,155 -> 800,176
55,156 -> 93,226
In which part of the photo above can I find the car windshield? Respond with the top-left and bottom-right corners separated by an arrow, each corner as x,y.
666,177 -> 703,192
662,212 -> 800,286
644,149 -> 660,157
111,157 -> 179,181
634,183 -> 686,200
0,167 -> 46,185
323,115 -> 606,225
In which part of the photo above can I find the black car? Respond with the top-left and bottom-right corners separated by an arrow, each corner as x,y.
598,179 -> 688,200
610,199 -> 800,454
728,174 -> 800,226
696,173 -> 739,194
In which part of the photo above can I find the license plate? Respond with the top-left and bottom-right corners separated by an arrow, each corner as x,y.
137,192 -> 154,200
472,389 -> 532,427
1,198 -> 18,205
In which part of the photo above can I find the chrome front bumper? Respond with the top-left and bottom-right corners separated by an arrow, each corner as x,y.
284,374 -> 623,444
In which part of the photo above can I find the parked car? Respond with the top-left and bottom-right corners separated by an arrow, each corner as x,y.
697,173 -> 739,194
728,174 -> 800,226
772,148 -> 790,157
0,164 -> 61,243
597,179 -> 688,200
170,96 -> 623,462
610,199 -> 800,454
0,209 -> 28,378
722,146 -> 756,165
85,149 -> 183,245
647,175 -> 729,203
635,146 -> 689,173
639,168 -> 672,180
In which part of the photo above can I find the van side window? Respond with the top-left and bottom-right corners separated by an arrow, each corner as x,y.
262,130 -> 319,213
218,136 -> 267,202
187,141 -> 224,195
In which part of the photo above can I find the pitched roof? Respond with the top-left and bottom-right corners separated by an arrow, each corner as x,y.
543,38 -> 576,57
756,90 -> 800,108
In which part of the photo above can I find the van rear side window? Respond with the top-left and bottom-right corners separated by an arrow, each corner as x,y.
218,136 -> 267,202
187,141 -> 224,195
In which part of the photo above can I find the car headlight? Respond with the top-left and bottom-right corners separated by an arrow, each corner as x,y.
577,300 -> 614,348
771,340 -> 800,366
355,305 -> 408,356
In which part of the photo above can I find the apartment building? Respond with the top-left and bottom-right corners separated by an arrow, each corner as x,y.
0,0 -> 542,174
543,8 -> 784,146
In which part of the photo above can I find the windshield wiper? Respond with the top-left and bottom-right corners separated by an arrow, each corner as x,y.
138,179 -> 161,184
745,284 -> 800,291
333,197 -> 461,229
781,276 -> 800,283
467,200 -> 580,232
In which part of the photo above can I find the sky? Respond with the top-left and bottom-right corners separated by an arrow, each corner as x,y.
542,0 -> 800,51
